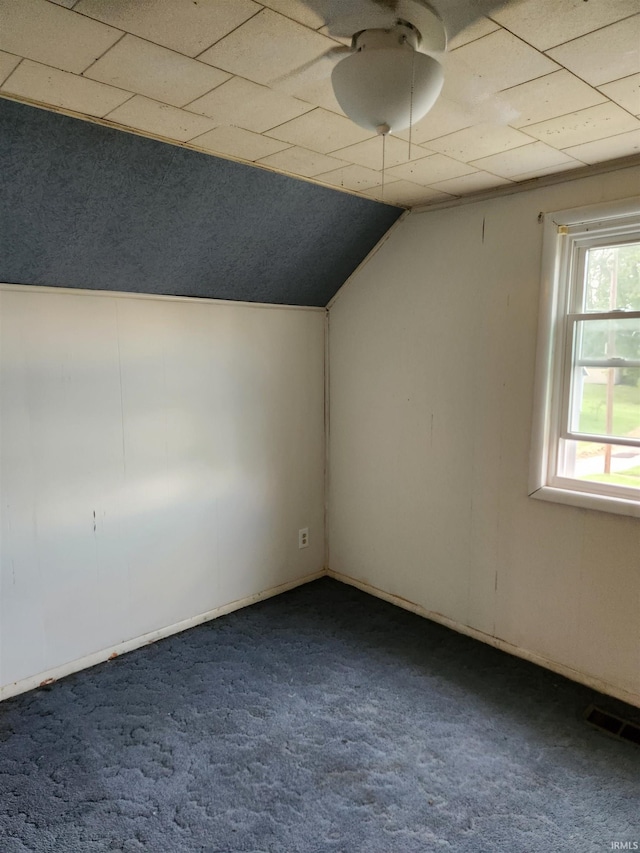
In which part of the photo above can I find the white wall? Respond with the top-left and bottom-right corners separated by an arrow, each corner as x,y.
1,286 -> 325,696
328,166 -> 640,706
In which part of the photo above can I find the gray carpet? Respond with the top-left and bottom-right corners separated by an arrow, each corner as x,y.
0,578 -> 638,853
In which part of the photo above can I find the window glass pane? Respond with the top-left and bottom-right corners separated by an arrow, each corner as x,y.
583,242 -> 640,312
560,439 -> 640,491
570,366 -> 640,441
574,316 -> 640,363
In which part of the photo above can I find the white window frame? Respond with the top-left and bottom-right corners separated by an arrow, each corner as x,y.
529,197 -> 640,518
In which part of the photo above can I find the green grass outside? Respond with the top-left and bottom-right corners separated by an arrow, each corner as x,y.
581,465 -> 640,487
578,383 -> 640,437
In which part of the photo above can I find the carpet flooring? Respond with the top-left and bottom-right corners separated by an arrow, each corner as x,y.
0,577 -> 638,853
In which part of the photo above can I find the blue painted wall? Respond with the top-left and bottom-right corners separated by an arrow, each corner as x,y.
0,99 -> 402,306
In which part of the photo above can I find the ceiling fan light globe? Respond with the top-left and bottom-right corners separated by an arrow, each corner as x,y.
331,48 -> 444,134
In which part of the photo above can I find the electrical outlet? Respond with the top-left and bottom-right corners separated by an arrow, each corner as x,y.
298,527 -> 309,549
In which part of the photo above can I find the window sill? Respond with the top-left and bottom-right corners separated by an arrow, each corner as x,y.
529,485 -> 640,518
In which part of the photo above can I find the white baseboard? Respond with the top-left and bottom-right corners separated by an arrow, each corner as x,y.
0,570 -> 325,702
327,569 -> 640,709
6,567 -> 637,710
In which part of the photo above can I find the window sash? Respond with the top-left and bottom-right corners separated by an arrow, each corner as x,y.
561,311 -> 640,448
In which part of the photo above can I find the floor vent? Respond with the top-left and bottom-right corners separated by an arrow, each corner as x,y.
585,706 -> 640,746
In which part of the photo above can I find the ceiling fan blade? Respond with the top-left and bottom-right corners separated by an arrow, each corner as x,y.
270,45 -> 350,94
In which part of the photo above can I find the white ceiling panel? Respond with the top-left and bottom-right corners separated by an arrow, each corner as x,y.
198,9 -> 337,86
393,96 -> 476,145
317,164 -> 384,192
386,153 -> 477,186
426,123 -> 533,162
525,103 -> 640,150
332,136 -> 431,171
446,18 -> 500,50
430,171 -> 512,195
442,29 -> 559,105
259,0 -> 326,29
499,71 -> 607,129
190,125 -> 290,161
0,0 -> 122,75
491,0 -> 640,51
186,76 -> 313,133
364,182 -> 454,206
599,75 -> 640,117
265,108 -> 374,154
1,60 -> 131,117
105,95 -> 218,142
563,129 -> 640,165
546,16 -> 640,87
272,57 -> 346,114
281,73 -> 346,115
74,0 -> 261,58
469,141 -> 580,178
256,146 -> 349,177
508,160 -> 584,182
84,35 -> 231,108
0,52 -> 21,86
48,0 -> 76,7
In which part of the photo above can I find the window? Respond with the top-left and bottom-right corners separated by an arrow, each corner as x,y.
530,199 -> 640,517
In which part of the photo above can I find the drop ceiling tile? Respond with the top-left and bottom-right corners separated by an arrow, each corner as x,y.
509,161 -> 584,182
105,95 -> 217,141
189,125 -> 290,161
430,171 -> 512,195
317,164 -> 383,192
332,136 -> 431,171
442,29 -> 559,106
270,50 -> 348,113
394,96 -> 476,144
198,9 -> 338,86
386,153 -> 477,185
546,16 -> 640,86
256,146 -> 349,177
563,129 -> 640,164
74,0 -> 260,58
499,71 -> 607,128
524,102 -> 640,149
186,76 -> 313,132
47,0 -> 76,7
84,35 -> 231,108
281,73 -> 346,115
0,0 -> 123,74
1,60 -> 132,117
599,74 -> 640,116
426,123 -> 533,162
470,141 -> 581,178
265,108 -> 374,154
363,181 -> 454,206
317,26 -> 351,47
447,18 -> 500,50
492,0 -> 640,51
0,52 -> 20,86
259,0 -> 325,29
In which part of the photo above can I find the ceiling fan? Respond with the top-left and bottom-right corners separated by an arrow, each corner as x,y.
275,0 -> 512,137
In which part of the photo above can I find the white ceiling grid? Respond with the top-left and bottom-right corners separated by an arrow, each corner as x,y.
0,0 -> 638,208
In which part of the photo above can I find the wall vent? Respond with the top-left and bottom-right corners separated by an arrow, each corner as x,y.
585,705 -> 640,746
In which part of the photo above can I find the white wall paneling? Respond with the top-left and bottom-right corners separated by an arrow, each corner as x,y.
0,287 -> 326,694
328,164 -> 640,705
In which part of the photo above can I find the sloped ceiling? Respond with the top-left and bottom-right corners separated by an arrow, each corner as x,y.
0,98 -> 401,306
